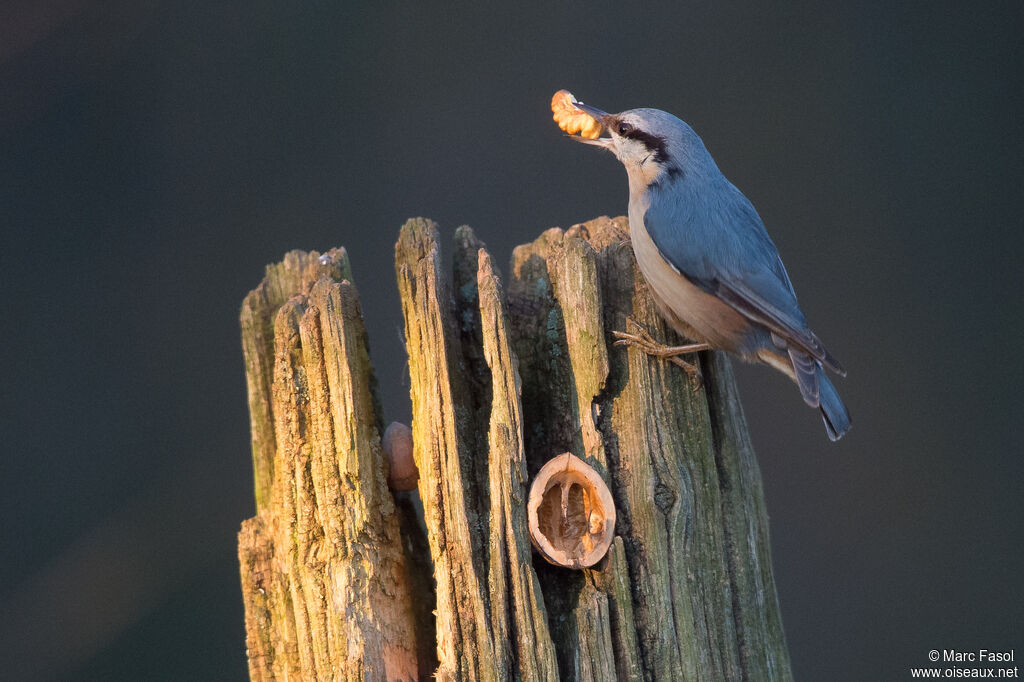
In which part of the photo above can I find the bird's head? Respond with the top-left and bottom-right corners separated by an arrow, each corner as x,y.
570,101 -> 714,191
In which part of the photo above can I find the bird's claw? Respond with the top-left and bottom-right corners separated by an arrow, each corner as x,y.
612,319 -> 705,391
668,356 -> 703,391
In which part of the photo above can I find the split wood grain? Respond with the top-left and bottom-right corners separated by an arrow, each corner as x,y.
238,250 -> 423,681
238,217 -> 793,681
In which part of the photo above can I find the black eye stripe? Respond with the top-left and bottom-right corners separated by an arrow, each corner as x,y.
621,127 -> 669,163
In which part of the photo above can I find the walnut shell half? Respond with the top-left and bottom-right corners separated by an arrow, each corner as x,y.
382,421 -> 418,492
527,452 -> 616,569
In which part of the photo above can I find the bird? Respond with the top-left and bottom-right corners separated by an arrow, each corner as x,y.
568,99 -> 851,441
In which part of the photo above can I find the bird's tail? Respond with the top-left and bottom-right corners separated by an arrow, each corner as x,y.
817,365 -> 851,441
769,347 -> 853,441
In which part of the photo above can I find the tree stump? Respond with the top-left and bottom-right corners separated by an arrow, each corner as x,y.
238,216 -> 793,681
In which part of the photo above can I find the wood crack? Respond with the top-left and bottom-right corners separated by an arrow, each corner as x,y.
238,219 -> 793,681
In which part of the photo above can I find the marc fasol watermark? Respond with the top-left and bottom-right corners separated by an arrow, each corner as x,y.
929,650 -> 1016,664
911,649 -> 1018,679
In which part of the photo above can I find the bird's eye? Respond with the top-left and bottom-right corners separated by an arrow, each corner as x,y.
616,122 -> 633,136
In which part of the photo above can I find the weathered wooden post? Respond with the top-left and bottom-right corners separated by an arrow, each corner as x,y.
238,216 -> 793,681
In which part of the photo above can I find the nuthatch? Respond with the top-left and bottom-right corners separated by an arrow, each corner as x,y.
569,100 -> 851,441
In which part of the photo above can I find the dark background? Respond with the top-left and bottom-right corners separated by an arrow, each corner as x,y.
1,1 -> 1021,679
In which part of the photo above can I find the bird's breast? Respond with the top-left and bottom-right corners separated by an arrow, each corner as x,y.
628,197 -> 752,353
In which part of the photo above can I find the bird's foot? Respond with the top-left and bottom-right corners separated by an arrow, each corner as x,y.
612,318 -> 710,390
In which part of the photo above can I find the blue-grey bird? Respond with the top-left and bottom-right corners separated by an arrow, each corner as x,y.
569,100 -> 851,440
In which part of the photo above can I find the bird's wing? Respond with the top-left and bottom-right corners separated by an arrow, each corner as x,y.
644,179 -> 845,375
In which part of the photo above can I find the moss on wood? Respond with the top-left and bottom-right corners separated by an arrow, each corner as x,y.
238,219 -> 792,681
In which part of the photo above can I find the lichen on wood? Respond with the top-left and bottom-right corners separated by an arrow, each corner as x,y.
395,220 -> 559,682
240,250 -> 353,511
237,250 -> 424,681
504,216 -> 792,682
238,217 -> 793,681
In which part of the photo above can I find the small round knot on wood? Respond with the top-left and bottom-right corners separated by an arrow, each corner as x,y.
527,453 -> 615,569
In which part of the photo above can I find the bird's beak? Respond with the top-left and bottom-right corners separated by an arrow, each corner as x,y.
573,101 -> 610,122
570,100 -> 614,149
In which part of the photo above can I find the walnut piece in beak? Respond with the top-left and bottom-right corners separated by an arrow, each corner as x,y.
551,89 -> 604,139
